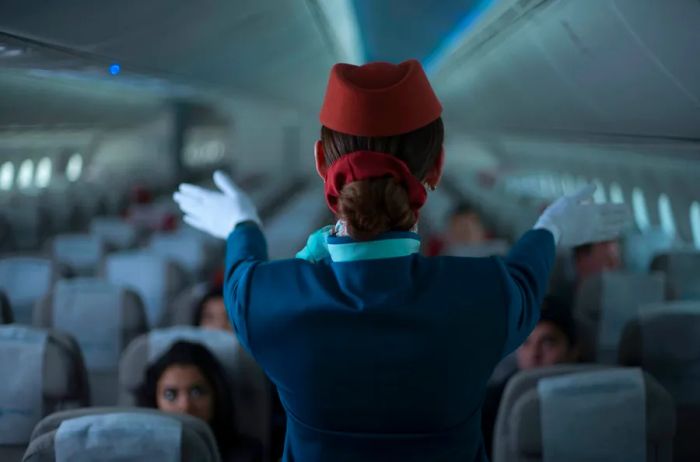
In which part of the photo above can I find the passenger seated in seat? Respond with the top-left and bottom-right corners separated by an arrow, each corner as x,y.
481,296 -> 578,457
193,286 -> 233,332
427,202 -> 490,255
553,239 -> 623,305
138,341 -> 261,462
574,240 -> 622,282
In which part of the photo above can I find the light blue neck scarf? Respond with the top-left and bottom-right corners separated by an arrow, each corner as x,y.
296,223 -> 421,263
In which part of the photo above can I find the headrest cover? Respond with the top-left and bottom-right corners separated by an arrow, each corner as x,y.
320,60 -> 442,137
55,413 -> 182,462
537,368 -> 646,462
53,279 -> 123,372
0,326 -> 47,444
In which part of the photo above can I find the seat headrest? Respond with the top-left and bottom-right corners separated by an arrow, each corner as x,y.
0,257 -> 54,324
24,407 -> 220,462
619,302 -> 700,405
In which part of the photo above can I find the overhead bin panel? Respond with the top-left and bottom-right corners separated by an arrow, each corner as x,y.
437,0 -> 700,138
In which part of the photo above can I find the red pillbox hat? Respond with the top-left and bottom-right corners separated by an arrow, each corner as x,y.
319,59 -> 442,137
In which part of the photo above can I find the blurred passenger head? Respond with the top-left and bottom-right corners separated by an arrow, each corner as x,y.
138,341 -> 235,451
446,203 -> 486,244
315,60 -> 444,241
130,185 -> 153,204
517,297 -> 578,370
573,240 -> 622,281
194,286 -> 231,332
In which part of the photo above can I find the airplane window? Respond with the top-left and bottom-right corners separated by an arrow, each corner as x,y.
609,182 -> 625,204
0,162 -> 14,190
593,179 -> 607,203
17,159 -> 34,189
657,193 -> 676,237
66,153 -> 83,182
632,187 -> 650,231
35,157 -> 52,188
561,174 -> 576,194
691,202 -> 700,249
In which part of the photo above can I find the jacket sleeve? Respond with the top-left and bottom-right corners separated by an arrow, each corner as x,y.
223,222 -> 268,352
494,229 -> 556,357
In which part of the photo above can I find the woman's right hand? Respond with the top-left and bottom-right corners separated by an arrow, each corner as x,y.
173,171 -> 261,239
534,185 -> 629,247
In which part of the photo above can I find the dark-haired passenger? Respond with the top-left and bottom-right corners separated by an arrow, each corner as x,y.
427,203 -> 497,256
138,341 -> 261,462
481,296 -> 579,457
193,286 -> 233,332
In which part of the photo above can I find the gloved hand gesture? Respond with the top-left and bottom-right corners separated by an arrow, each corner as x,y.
173,170 -> 261,239
534,185 -> 629,247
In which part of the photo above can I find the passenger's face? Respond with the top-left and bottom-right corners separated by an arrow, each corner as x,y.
156,365 -> 214,423
576,241 -> 622,280
200,297 -> 232,332
516,321 -> 573,370
448,213 -> 485,244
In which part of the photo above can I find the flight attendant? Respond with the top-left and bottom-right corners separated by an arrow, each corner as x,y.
174,60 -> 627,461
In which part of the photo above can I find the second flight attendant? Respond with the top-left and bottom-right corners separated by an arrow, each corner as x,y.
174,59 -> 627,461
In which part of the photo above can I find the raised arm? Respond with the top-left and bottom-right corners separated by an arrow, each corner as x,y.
174,170 -> 264,343
498,185 -> 629,356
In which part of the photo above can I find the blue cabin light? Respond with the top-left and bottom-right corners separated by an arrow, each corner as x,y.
109,63 -> 121,76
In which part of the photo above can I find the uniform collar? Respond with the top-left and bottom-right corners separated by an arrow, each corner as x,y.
296,226 -> 421,263
327,232 -> 421,262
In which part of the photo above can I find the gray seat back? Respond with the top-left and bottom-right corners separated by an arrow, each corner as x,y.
148,233 -> 207,279
33,279 -> 148,406
104,251 -> 186,328
89,217 -> 137,250
118,327 -> 270,455
52,234 -> 105,277
573,271 -> 665,362
650,251 -> 700,300
0,257 -> 55,324
493,365 -> 675,462
619,302 -> 700,462
159,283 -> 209,327
0,326 -> 89,462
22,407 -> 220,462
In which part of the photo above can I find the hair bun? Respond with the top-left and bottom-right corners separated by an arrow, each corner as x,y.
338,178 -> 416,241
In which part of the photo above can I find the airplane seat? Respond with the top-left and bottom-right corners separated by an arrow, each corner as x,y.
89,217 -> 138,251
148,233 -> 207,281
493,365 -> 675,462
0,326 -> 90,462
51,234 -> 106,277
623,228 -> 676,273
1,290 -> 13,324
103,251 -> 187,328
33,279 -> 148,406
573,271 -> 666,363
0,257 -> 56,325
22,407 -> 220,462
159,282 -> 210,327
650,251 -> 700,301
618,302 -> 700,462
118,327 -> 270,459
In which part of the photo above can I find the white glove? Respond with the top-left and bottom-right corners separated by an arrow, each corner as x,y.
173,170 -> 261,239
534,185 -> 629,247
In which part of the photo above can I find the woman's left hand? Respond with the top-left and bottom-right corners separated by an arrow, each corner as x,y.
173,171 -> 261,239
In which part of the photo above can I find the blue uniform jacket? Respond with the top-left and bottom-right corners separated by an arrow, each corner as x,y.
224,223 -> 555,462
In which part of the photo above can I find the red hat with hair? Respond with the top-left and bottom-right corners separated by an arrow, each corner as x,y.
320,60 -> 442,137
